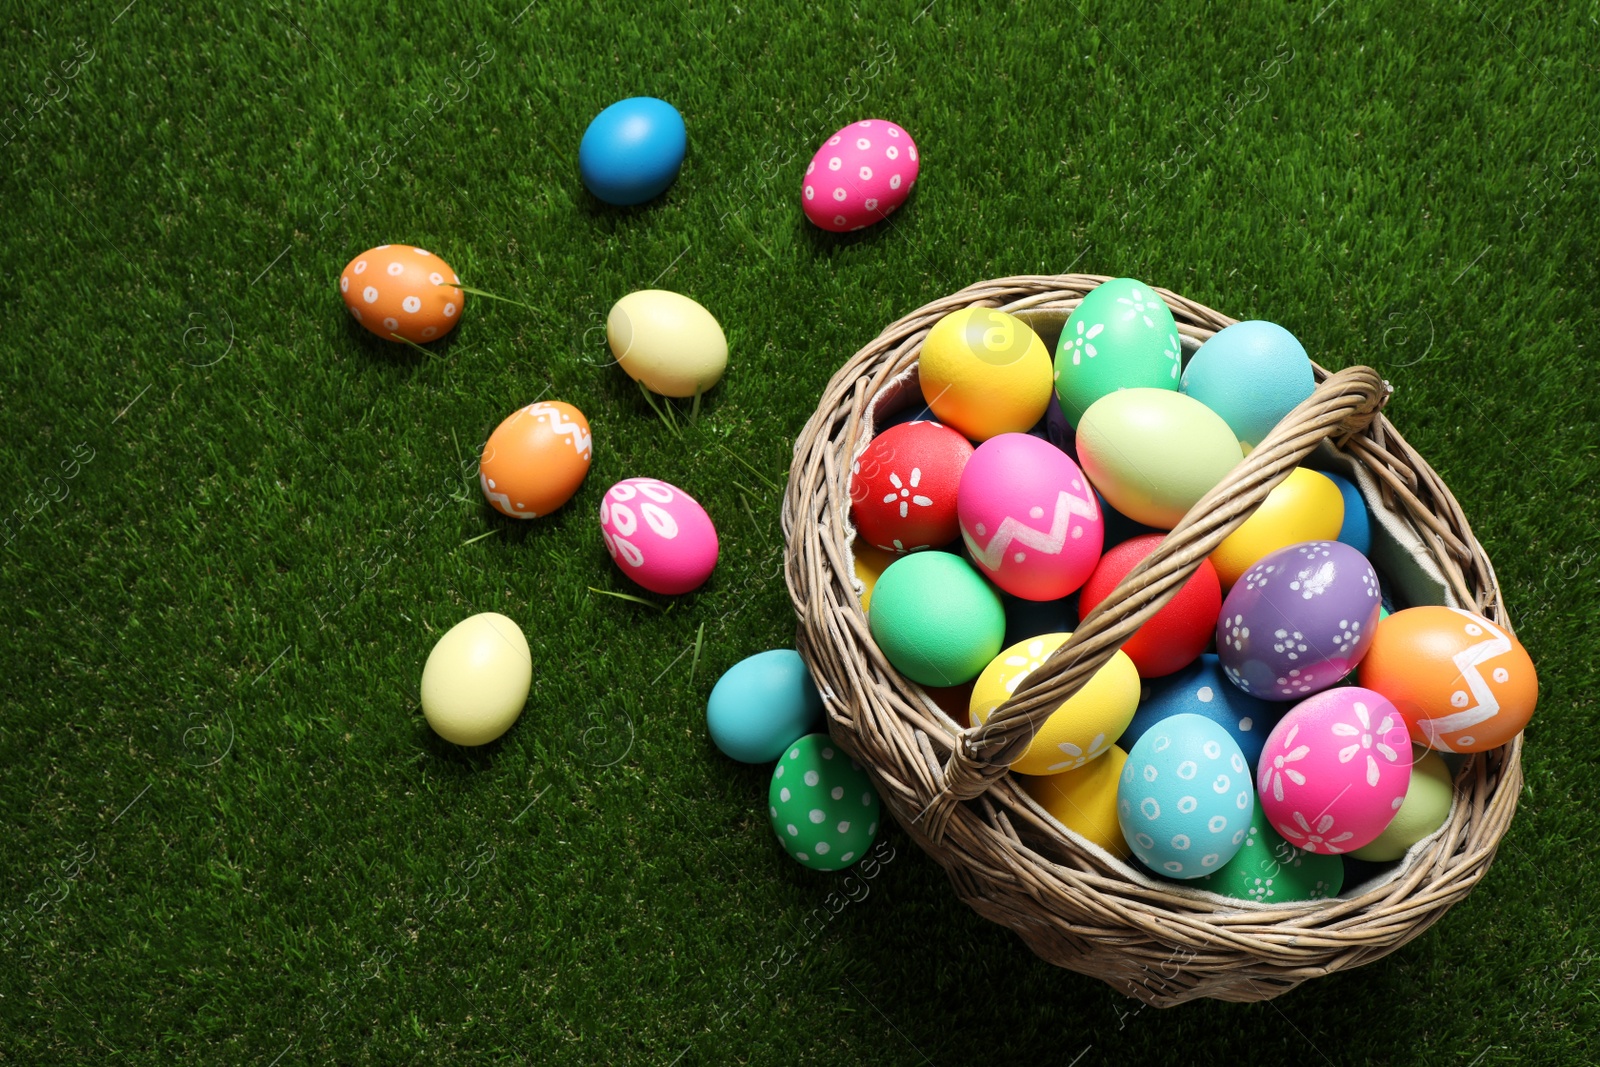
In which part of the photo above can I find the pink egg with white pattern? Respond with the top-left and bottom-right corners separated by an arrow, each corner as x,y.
801,119 -> 920,233
957,433 -> 1104,601
599,478 -> 719,595
1257,686 -> 1414,855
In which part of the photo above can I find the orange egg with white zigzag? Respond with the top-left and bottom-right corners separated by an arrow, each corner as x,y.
478,401 -> 593,519
339,244 -> 464,343
1357,606 -> 1538,754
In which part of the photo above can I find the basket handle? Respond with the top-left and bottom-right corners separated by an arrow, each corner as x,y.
917,364 -> 1391,845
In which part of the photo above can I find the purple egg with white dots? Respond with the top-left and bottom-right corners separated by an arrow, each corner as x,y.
1216,540 -> 1382,701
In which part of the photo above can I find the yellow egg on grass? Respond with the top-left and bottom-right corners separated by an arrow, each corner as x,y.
1210,467 -> 1345,589
969,633 -> 1140,776
1019,745 -> 1131,858
607,289 -> 728,398
919,307 -> 1053,441
420,612 -> 532,746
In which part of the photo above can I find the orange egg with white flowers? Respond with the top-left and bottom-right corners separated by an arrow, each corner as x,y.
1357,605 -> 1538,754
478,401 -> 593,518
339,245 -> 464,343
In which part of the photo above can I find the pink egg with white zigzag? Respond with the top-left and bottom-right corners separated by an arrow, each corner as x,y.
1257,686 -> 1414,855
599,478 -> 719,596
956,433 -> 1104,602
801,119 -> 920,233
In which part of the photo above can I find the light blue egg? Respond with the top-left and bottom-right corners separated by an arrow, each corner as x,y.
578,97 -> 687,206
1118,713 -> 1254,879
1123,655 -> 1288,770
706,650 -> 824,763
1180,321 -> 1315,450
1320,471 -> 1372,556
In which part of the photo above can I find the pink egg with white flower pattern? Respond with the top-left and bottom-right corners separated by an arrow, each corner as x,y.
801,119 -> 920,233
599,478 -> 718,595
957,433 -> 1104,601
1257,686 -> 1413,855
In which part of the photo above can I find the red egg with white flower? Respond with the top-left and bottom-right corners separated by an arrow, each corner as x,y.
849,421 -> 972,553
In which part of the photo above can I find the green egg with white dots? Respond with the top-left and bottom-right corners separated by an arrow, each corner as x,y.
768,734 -> 881,871
1194,816 -> 1344,903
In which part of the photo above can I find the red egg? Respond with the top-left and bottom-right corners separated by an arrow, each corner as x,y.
849,421 -> 973,553
1078,533 -> 1222,678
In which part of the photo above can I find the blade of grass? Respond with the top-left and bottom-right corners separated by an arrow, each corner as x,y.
446,283 -> 543,315
689,621 -> 705,685
587,586 -> 665,611
457,528 -> 500,548
388,332 -> 445,359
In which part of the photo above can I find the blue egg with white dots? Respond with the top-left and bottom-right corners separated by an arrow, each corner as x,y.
1123,655 -> 1288,770
1180,321 -> 1315,451
1117,713 -> 1254,880
578,97 -> 687,206
1320,471 -> 1372,556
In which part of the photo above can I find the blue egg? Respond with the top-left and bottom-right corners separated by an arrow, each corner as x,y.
1320,471 -> 1372,556
1180,321 -> 1315,450
1123,655 -> 1287,770
578,97 -> 686,206
1118,713 -> 1254,880
706,649 -> 824,763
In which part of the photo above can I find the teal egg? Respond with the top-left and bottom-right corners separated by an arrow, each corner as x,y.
706,649 -> 825,763
1054,277 -> 1181,426
1321,471 -> 1373,556
768,734 -> 881,871
1180,321 -> 1316,451
868,551 -> 1004,686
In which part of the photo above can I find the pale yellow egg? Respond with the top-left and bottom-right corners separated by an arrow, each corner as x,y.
607,289 -> 728,397
420,612 -> 532,746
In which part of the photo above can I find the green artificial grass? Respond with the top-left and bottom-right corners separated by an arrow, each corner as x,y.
2,0 -> 1596,1062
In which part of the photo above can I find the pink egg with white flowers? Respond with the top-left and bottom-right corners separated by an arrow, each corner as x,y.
957,433 -> 1104,601
801,119 -> 920,233
599,478 -> 718,595
1257,686 -> 1413,855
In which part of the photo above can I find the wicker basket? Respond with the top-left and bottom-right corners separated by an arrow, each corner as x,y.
781,274 -> 1523,1006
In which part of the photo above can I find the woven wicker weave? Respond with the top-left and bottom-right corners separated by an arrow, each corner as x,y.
781,275 -> 1522,1006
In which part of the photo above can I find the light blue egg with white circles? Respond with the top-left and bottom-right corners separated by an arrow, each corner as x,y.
1180,321 -> 1315,451
1320,471 -> 1372,556
1123,655 -> 1288,770
1117,713 -> 1255,879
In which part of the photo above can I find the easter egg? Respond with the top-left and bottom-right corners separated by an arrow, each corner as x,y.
1194,817 -> 1344,902
1321,471 -> 1373,556
1122,655 -> 1287,770
1078,533 -> 1221,677
339,245 -> 464,343
607,290 -> 728,398
801,119 -> 920,232
1019,745 -> 1131,858
1258,687 -> 1413,855
1117,713 -> 1254,879
1357,606 -> 1538,753
478,401 -> 593,518
969,633 -> 1140,775
1217,541 -> 1382,701
706,650 -> 825,764
852,538 -> 897,610
849,421 -> 973,553
769,734 -> 881,870
420,612 -> 531,746
599,478 -> 718,595
1076,388 -> 1243,529
1054,277 -> 1182,426
1350,747 -> 1453,861
957,433 -> 1103,601
868,551 -> 1004,686
1180,321 -> 1316,451
578,97 -> 687,206
919,307 -> 1054,441
1209,468 -> 1345,590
